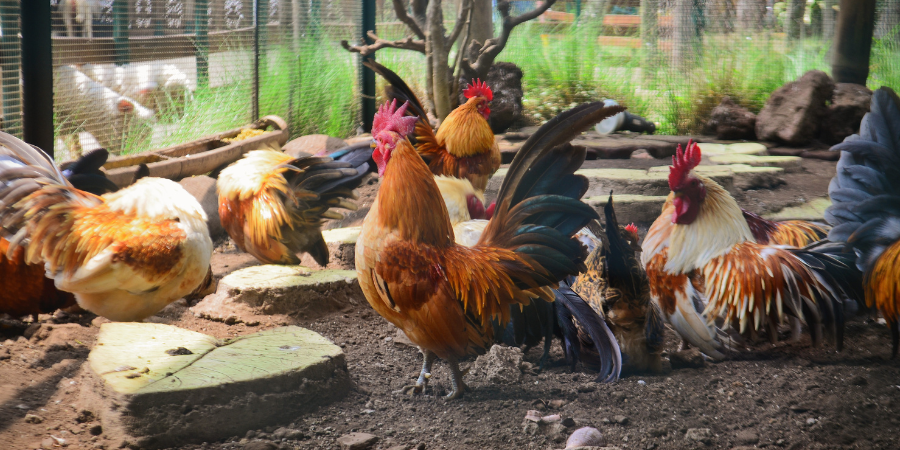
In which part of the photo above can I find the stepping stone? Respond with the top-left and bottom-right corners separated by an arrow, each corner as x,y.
697,142 -> 767,157
584,194 -> 669,224
649,164 -> 785,191
573,138 -> 674,160
708,154 -> 803,172
763,198 -> 832,222
191,265 -> 362,324
485,167 -> 733,203
299,226 -> 361,270
79,323 -> 349,449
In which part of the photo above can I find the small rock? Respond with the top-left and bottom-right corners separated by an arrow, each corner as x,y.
392,329 -> 415,348
577,383 -> 596,393
613,415 -> 629,425
283,134 -> 348,158
75,410 -> 95,423
470,345 -> 524,384
88,425 -> 102,436
806,418 -> 818,426
337,432 -> 379,450
41,437 -> 55,449
685,428 -> 713,444
703,96 -> 757,140
565,427 -> 605,448
822,83 -> 873,144
790,404 -> 811,413
561,417 -> 576,428
24,414 -> 44,424
735,430 -> 759,445
648,427 -> 668,437
756,70 -> 834,145
549,399 -> 568,409
242,442 -> 277,450
524,410 -> 542,423
669,348 -> 705,369
850,375 -> 868,386
178,175 -> 224,240
542,414 -> 561,424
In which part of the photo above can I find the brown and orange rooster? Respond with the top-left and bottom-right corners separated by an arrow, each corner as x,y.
0,132 -> 213,322
364,61 -> 501,198
356,100 -> 622,398
217,146 -> 369,266
641,141 -> 861,358
825,86 -> 900,357
571,196 -> 666,374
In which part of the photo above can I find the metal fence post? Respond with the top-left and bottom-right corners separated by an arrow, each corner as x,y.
0,1 -> 22,135
20,0 -> 53,156
361,0 -> 376,132
113,0 -> 129,65
195,0 -> 210,88
254,0 -> 269,121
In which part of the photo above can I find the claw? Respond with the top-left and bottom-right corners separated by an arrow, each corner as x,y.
399,384 -> 424,396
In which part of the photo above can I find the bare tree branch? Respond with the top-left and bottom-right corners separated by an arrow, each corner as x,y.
341,31 -> 426,56
467,0 -> 557,78
411,0 -> 428,28
446,0 -> 473,44
392,0 -> 426,40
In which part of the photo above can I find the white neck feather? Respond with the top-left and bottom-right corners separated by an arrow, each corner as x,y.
664,174 -> 755,273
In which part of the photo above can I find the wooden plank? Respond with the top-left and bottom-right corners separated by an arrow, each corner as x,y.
603,14 -> 642,27
597,36 -> 642,48
542,10 -> 575,22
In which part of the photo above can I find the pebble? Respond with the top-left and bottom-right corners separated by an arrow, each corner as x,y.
565,427 -> 605,448
613,415 -> 629,425
24,414 -> 44,424
685,428 -> 713,443
337,432 -> 379,450
850,375 -> 868,386
734,430 -> 759,445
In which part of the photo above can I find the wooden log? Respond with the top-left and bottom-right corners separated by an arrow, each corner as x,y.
103,115 -> 289,187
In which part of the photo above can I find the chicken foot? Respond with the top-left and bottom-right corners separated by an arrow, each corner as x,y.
400,349 -> 436,395
444,357 -> 470,400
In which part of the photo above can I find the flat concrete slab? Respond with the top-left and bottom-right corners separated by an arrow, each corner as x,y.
709,154 -> 803,172
192,265 -> 362,323
79,323 -> 349,449
584,194 -> 669,224
299,226 -> 361,269
697,142 -> 768,157
485,167 -> 733,202
648,164 -> 785,190
763,197 -> 832,222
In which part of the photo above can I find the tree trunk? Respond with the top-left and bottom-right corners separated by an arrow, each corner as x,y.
427,0 -> 452,121
292,0 -> 302,50
584,0 -> 608,20
832,0 -> 876,84
787,0 -> 805,40
469,0 -> 493,50
671,0 -> 697,70
737,0 -> 765,32
641,0 -> 659,70
876,0 -> 900,41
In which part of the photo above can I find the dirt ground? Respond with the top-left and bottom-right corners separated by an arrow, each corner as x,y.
2,156 -> 899,450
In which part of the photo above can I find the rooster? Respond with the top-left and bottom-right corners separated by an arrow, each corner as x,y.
825,86 -> 900,357
571,196 -> 666,374
741,209 -> 829,248
0,133 -> 213,322
357,100 -> 623,398
436,171 -> 621,380
641,141 -> 862,357
364,61 -> 501,197
217,146 -> 370,266
0,148 -> 132,321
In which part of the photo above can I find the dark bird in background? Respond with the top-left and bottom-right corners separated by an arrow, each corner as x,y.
825,86 -> 900,357
570,194 -> 666,374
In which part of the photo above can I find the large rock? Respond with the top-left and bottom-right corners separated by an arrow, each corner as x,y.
470,344 -> 525,384
461,62 -> 525,134
192,265 -> 362,323
703,96 -> 757,140
78,323 -> 348,449
756,70 -> 835,145
178,175 -> 225,240
283,134 -> 348,158
821,83 -> 873,144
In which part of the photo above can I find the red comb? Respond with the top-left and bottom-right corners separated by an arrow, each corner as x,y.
625,223 -> 638,235
668,139 -> 702,191
372,99 -> 418,138
463,79 -> 493,101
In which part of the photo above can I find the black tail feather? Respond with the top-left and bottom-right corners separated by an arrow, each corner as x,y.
555,284 -> 622,383
362,60 -> 430,128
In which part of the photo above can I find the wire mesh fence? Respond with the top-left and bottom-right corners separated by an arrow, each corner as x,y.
0,1 -> 899,162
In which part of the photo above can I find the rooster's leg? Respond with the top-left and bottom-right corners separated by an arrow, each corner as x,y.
400,349 -> 436,395
444,357 -> 470,400
539,336 -> 552,371
788,317 -> 802,343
